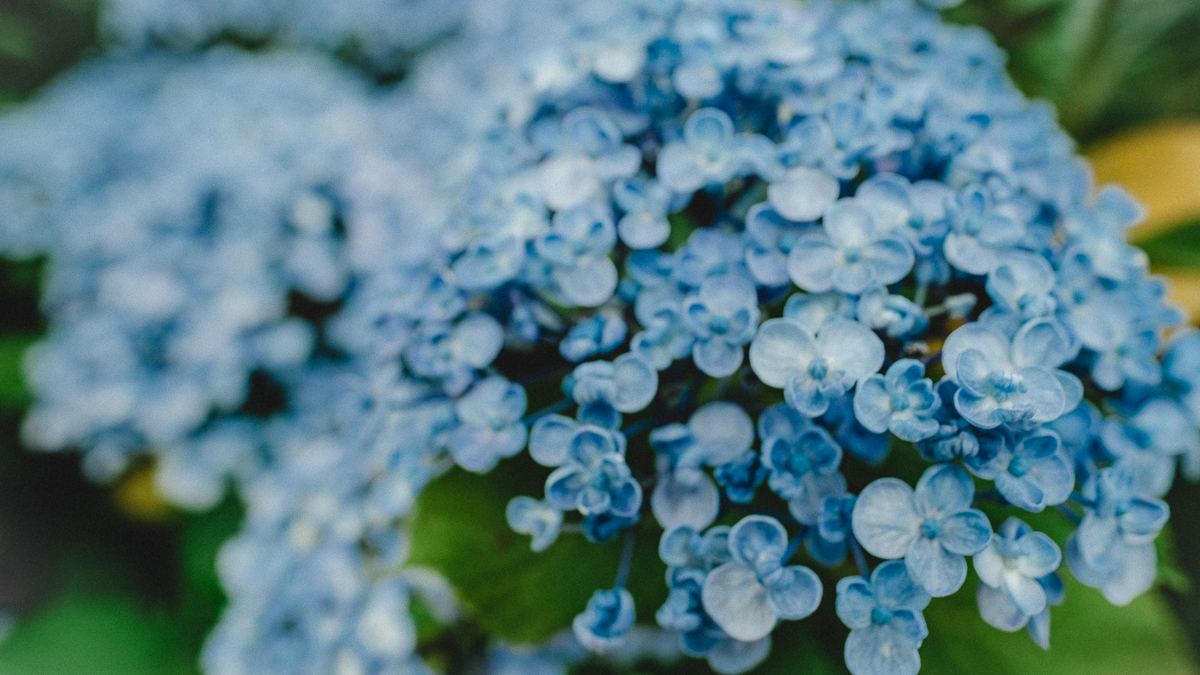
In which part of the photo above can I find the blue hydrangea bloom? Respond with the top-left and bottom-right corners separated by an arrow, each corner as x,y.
787,199 -> 915,295
701,516 -> 822,642
974,518 -> 1062,625
836,560 -> 931,675
506,496 -> 564,552
749,317 -> 885,417
574,588 -> 636,652
853,464 -> 992,596
684,275 -> 762,377
449,376 -> 528,473
853,359 -> 940,442
545,428 -> 642,518
965,428 -> 1074,512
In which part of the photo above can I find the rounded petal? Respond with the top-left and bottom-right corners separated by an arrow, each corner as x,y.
852,478 -> 919,559
768,167 -> 839,222
749,318 -> 816,388
913,463 -> 975,518
976,582 -> 1030,632
942,323 -> 1011,382
694,338 -> 745,378
706,636 -> 772,675
529,414 -> 576,466
905,536 -> 967,597
787,237 -> 839,293
845,623 -> 922,675
729,515 -> 789,568
702,563 -> 779,642
1004,572 -> 1048,616
612,352 -> 658,412
871,559 -> 931,611
835,577 -> 875,629
764,565 -> 823,620
652,470 -> 720,531
691,401 -> 755,465
819,318 -> 886,381
938,510 -> 992,555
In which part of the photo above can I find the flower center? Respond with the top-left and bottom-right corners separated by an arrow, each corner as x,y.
808,357 -> 829,380
920,517 -> 942,539
1008,456 -> 1031,477
871,605 -> 894,625
843,245 -> 863,264
890,392 -> 911,411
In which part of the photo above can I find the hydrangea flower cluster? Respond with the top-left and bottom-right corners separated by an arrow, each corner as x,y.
2,0 -> 1197,674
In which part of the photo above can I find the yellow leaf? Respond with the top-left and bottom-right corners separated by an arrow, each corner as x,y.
1087,121 -> 1200,241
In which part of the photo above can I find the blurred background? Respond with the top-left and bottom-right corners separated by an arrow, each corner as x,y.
2,0 -> 1200,673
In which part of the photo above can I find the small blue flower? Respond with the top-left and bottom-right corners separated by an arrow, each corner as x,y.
853,359 -> 940,442
674,228 -> 748,288
836,560 -> 931,675
714,451 -> 768,504
612,176 -> 673,249
566,352 -> 658,426
1067,464 -> 1168,605
749,316 -> 885,417
808,493 -> 856,566
560,311 -> 628,362
855,286 -> 928,338
449,376 -> 528,473
914,380 -> 981,462
942,184 -> 1025,275
659,525 -> 733,572
782,291 -> 856,334
505,496 -> 563,552
539,107 -> 641,212
965,428 -> 1074,512
405,312 -> 504,396
533,203 -> 619,307
761,416 -> 842,502
852,463 -> 992,596
545,427 -> 642,518
986,252 -> 1057,320
582,512 -> 641,543
787,198 -> 915,295
1100,397 -> 1196,497
683,274 -> 761,377
574,587 -> 636,652
631,287 -> 696,370
656,108 -> 757,194
701,515 -> 822,642
974,518 -> 1061,621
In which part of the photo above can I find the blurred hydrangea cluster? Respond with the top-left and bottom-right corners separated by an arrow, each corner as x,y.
1,0 -> 1196,674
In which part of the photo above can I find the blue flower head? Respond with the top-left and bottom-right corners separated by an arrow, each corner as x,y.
853,359 -> 940,442
701,515 -> 822,642
749,317 -> 885,417
574,587 -> 636,652
836,560 -> 931,675
853,463 -> 992,596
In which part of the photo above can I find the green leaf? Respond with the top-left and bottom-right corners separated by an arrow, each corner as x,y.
0,332 -> 36,409
407,459 -> 667,645
1131,219 -> 1200,268
0,594 -> 193,675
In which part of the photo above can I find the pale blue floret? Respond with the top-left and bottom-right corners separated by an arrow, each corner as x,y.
566,352 -> 658,427
855,286 -> 928,338
701,515 -> 822,642
449,376 -> 528,473
787,198 -> 915,295
405,312 -> 504,396
853,359 -> 940,442
852,463 -> 993,597
683,274 -> 761,377
612,176 -> 674,249
942,184 -> 1025,275
914,380 -> 981,462
660,525 -> 734,573
941,320 -> 1079,428
821,394 -> 892,465
506,496 -> 564,552
836,560 -> 931,675
974,517 -> 1061,636
986,252 -> 1057,320
674,228 -> 749,288
1100,397 -> 1196,496
656,108 -> 758,194
761,412 -> 843,503
650,402 -> 755,530
749,316 -> 885,417
714,451 -> 768,504
560,312 -> 628,362
631,287 -> 696,370
573,587 -> 636,652
743,202 -> 821,287
545,427 -> 642,517
853,174 -> 950,264
966,428 -> 1074,512
539,107 -> 641,211
533,203 -> 620,307
1067,464 -> 1168,605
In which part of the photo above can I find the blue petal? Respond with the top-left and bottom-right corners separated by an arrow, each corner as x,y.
871,560 -> 931,611
976,582 -> 1029,632
852,478 -> 919,559
528,415 -> 576,467
612,352 -> 658,412
705,636 -> 772,675
768,167 -> 839,222
729,515 -> 789,568
844,623 -> 922,675
905,536 -> 967,597
702,562 -> 778,642
835,577 -> 875,629
913,463 -> 975,518
763,565 -> 823,620
938,510 -> 992,555
651,469 -> 719,530
749,318 -> 818,388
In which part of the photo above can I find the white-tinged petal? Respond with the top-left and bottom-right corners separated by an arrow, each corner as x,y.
852,478 -> 919,559
702,562 -> 779,642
